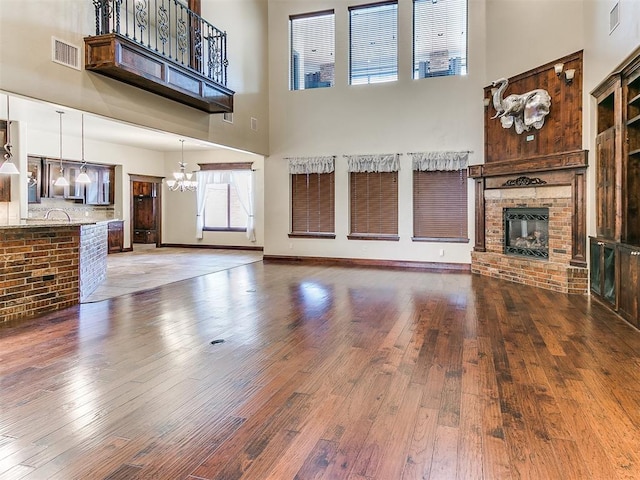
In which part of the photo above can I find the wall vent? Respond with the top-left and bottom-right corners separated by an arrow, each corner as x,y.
223,112 -> 233,123
609,2 -> 620,34
52,37 -> 81,70
250,117 -> 258,131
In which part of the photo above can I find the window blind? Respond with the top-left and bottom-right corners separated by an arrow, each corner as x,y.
413,169 -> 468,241
290,11 -> 335,90
291,172 -> 335,235
350,171 -> 398,238
413,0 -> 468,79
349,2 -> 398,85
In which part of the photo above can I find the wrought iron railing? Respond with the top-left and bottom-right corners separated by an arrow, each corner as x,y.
91,0 -> 228,86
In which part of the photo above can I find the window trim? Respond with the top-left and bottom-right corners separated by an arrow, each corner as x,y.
290,169 -> 336,238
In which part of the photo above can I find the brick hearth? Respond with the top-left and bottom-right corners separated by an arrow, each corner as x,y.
471,185 -> 588,294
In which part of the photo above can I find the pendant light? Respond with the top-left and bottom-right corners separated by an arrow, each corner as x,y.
54,111 -> 69,187
75,114 -> 91,184
0,95 -> 20,175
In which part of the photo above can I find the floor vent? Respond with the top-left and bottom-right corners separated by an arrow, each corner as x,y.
610,2 -> 620,34
52,37 -> 81,70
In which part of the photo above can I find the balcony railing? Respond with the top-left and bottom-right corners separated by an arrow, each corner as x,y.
92,0 -> 228,85
85,0 -> 233,112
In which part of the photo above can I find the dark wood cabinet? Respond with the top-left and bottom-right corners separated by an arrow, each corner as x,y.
618,244 -> 640,328
43,158 -> 114,204
132,180 -> 158,244
592,47 -> 640,328
107,220 -> 124,253
589,237 -> 616,307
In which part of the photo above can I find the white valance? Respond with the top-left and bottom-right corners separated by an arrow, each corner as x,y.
410,151 -> 469,172
345,153 -> 400,173
287,156 -> 335,174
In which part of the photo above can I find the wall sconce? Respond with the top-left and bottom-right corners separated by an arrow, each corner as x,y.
483,97 -> 491,107
564,69 -> 575,85
554,63 -> 564,76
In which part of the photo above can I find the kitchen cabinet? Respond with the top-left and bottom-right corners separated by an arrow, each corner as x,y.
107,220 -> 124,253
43,159 -> 114,204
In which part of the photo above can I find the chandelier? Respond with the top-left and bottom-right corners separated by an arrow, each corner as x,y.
166,139 -> 196,192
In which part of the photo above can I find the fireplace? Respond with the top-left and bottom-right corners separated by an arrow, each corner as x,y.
504,208 -> 549,259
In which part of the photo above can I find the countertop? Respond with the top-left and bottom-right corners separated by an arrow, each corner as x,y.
0,219 -> 118,230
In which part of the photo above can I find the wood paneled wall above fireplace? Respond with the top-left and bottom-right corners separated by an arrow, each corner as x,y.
484,51 -> 583,163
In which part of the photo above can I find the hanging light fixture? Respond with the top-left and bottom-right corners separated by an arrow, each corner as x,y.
75,114 -> 91,184
0,95 -> 20,175
166,139 -> 196,192
54,111 -> 69,187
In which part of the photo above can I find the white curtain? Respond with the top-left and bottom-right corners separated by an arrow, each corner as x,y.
230,170 -> 256,242
287,156 -> 335,174
195,170 -> 216,239
410,151 -> 469,171
345,153 -> 400,172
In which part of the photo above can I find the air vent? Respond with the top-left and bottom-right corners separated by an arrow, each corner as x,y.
52,37 -> 81,70
609,2 -> 620,34
223,112 -> 233,123
250,117 -> 258,131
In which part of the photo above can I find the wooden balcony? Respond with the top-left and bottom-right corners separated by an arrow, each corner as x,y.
84,0 -> 233,114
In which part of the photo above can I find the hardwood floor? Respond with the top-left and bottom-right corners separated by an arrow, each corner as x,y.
1,262 -> 639,479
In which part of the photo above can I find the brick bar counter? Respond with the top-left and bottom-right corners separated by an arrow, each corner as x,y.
0,221 -> 108,322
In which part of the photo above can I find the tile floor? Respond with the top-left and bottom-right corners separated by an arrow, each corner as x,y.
83,245 -> 263,303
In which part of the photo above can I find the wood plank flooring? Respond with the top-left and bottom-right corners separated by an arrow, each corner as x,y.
1,262 -> 639,479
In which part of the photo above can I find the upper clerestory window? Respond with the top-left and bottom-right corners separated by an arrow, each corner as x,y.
290,10 -> 335,91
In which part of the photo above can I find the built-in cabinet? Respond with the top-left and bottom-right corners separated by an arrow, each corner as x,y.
589,237 -> 616,307
591,47 -> 640,329
132,180 -> 158,244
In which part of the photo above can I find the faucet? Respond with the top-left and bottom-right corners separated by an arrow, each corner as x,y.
44,209 -> 72,222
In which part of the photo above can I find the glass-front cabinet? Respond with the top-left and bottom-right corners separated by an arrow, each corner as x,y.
29,156 -> 114,205
589,237 -> 616,306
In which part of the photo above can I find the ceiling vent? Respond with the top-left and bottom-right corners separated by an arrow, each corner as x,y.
52,37 -> 81,70
609,2 -> 620,34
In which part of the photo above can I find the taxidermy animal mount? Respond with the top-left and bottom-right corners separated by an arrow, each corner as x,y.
491,78 -> 551,134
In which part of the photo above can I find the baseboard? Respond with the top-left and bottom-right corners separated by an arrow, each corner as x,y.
262,254 -> 470,272
160,243 -> 264,252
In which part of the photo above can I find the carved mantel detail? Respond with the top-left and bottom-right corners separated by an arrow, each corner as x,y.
502,176 -> 547,187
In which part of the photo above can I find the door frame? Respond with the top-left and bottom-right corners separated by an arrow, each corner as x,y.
129,174 -> 164,248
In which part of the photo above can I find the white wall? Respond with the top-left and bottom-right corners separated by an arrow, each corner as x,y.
0,0 -> 269,156
265,0 -> 486,264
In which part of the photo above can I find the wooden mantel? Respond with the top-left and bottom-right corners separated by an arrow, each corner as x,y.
84,33 -> 234,114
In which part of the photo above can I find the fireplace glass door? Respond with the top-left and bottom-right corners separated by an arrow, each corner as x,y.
504,208 -> 549,259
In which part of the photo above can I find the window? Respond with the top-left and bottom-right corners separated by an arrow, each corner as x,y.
290,11 -> 335,90
289,156 -> 335,238
413,0 -> 468,79
411,152 -> 468,241
347,154 -> 400,240
203,180 -> 247,231
349,2 -> 398,85
197,163 -> 254,235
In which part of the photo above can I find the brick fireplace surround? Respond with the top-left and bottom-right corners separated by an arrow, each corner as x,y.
469,152 -> 589,294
